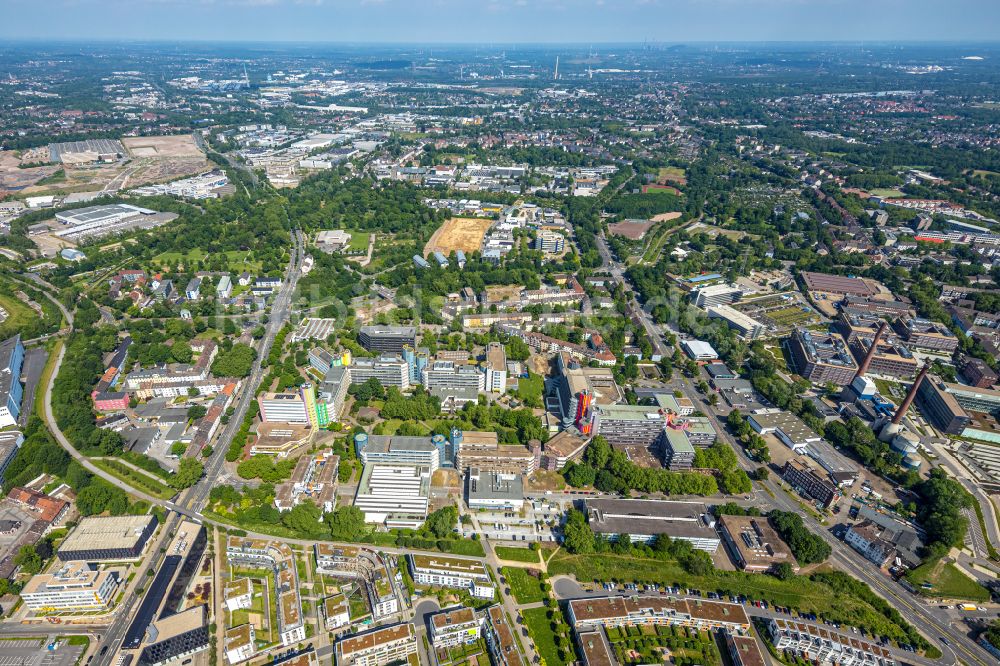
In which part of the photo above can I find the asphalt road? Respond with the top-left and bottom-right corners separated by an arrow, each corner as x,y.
18,346 -> 47,426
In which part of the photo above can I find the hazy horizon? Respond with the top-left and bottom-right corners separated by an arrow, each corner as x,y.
2,0 -> 999,44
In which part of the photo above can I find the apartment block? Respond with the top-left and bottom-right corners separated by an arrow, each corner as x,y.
335,623 -> 418,666
430,606 -> 482,649
408,554 -> 495,599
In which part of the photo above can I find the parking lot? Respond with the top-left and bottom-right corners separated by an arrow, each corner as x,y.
0,639 -> 84,666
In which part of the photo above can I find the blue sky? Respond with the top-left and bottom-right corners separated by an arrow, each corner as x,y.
1,0 -> 998,43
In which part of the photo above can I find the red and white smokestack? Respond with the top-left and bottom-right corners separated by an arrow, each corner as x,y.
855,321 -> 889,380
892,364 -> 930,425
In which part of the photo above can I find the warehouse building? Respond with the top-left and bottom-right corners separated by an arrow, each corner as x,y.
54,203 -> 159,239
585,499 -> 720,552
58,514 -> 157,561
707,305 -> 766,340
0,334 -> 25,428
800,272 -> 875,298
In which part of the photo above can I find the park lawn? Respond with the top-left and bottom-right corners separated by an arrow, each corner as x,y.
91,459 -> 175,500
348,231 -> 369,252
523,607 -> 570,666
905,558 -> 990,602
495,546 -> 541,564
547,552 -> 924,648
501,567 -> 546,604
513,373 -> 544,406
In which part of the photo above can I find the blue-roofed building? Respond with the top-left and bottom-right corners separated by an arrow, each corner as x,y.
0,335 -> 25,428
413,255 -> 430,269
482,249 -> 502,264
60,248 -> 86,262
433,251 -> 449,267
455,250 -> 466,269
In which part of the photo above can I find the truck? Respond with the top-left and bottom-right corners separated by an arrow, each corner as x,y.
957,603 -> 978,611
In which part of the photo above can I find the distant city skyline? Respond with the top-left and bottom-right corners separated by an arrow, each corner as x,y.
1,0 -> 999,44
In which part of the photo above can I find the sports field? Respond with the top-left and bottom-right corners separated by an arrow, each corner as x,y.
424,217 -> 494,256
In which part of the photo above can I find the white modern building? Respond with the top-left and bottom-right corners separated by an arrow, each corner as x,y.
408,554 -> 495,599
353,464 -> 430,528
20,562 -> 121,612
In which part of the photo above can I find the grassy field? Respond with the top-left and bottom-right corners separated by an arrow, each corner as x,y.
501,567 -> 546,604
513,373 -> 544,406
905,558 -> 990,602
0,293 -> 35,337
547,551 -> 928,649
153,249 -> 261,273
869,188 -> 905,198
91,459 -> 175,500
494,546 -> 541,564
347,231 -> 369,252
523,607 -> 572,666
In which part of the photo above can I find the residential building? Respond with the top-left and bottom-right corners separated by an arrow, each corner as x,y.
408,554 -> 495,599
224,578 -> 253,612
484,606 -> 524,666
718,515 -> 798,573
541,428 -> 589,471
787,328 -> 858,386
216,275 -> 233,299
0,334 -> 25,428
585,499 -> 720,552
185,277 -> 202,301
430,606 -> 482,649
766,618 -> 895,666
566,595 -> 750,634
21,562 -> 120,612
358,326 -> 417,354
225,538 -> 305,647
725,632 -> 767,666
845,507 -> 923,569
335,624 -> 418,666
58,514 -> 157,561
534,230 -> 566,253
322,594 -> 351,631
225,624 -> 256,664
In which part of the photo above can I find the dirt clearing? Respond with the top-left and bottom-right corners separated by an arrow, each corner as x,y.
423,217 -> 494,256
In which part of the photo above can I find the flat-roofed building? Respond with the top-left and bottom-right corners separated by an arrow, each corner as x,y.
456,432 -> 539,475
422,361 -> 485,392
250,423 -> 312,458
408,554 -> 495,599
591,404 -> 666,448
942,381 -> 1000,414
485,606 -> 524,666
585,499 -> 719,552
800,272 -> 875,297
485,342 -> 508,393
766,618 -> 896,666
335,623 -> 418,666
322,594 -> 351,631
576,629 -> 615,666
355,433 -> 441,472
348,356 -> 410,390
718,515 -> 798,573
258,391 -> 310,425
893,317 -> 958,353
567,595 -> 750,634
848,337 -> 918,379
782,460 -> 840,509
467,469 -> 524,510
682,340 -> 718,361
225,537 -> 305,647
662,429 -> 695,470
58,514 -> 157,561
21,562 -> 121,612
223,578 -> 253,612
707,305 -> 766,340
725,633 -> 767,666
224,624 -> 256,664
0,334 -> 25,428
138,606 -> 210,666
0,430 -> 23,485
430,606 -> 482,649
916,377 -> 971,435
354,464 -> 430,529
358,326 -> 417,354
747,410 -> 823,453
960,356 -> 998,389
692,283 -> 743,309
787,328 -> 858,386
542,428 -> 589,471
839,296 -> 912,318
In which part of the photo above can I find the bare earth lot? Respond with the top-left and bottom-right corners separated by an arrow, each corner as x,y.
424,217 -> 494,256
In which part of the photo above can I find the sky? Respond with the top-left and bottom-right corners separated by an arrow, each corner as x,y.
1,0 -> 999,44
